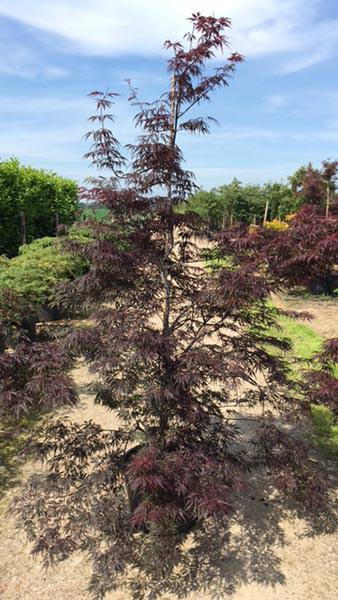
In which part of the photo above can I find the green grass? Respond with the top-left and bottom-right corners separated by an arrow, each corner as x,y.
310,404 -> 338,457
204,252 -> 236,272
205,257 -> 233,271
268,313 -> 338,374
78,207 -> 109,221
267,313 -> 338,457
269,315 -> 323,361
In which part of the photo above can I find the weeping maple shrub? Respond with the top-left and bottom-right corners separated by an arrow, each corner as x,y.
304,338 -> 338,416
9,14 -> 332,598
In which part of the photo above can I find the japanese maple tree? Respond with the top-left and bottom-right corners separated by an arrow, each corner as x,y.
7,14 -> 335,599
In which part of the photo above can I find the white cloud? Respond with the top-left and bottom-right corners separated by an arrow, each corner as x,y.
0,122 -> 85,161
0,95 -> 136,167
216,126 -> 281,141
0,37 -> 38,77
311,120 -> 338,143
0,45 -> 71,79
0,0 -> 337,72
0,22 -> 71,78
0,96 -> 88,115
43,66 -> 70,78
279,20 -> 338,73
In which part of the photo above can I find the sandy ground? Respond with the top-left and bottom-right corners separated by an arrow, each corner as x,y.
273,293 -> 338,339
0,299 -> 338,599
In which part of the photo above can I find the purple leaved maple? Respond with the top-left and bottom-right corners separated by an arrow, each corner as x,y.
2,13 -> 337,599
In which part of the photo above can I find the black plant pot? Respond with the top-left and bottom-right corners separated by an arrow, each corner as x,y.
0,331 -> 7,353
307,273 -> 338,295
35,304 -> 63,323
21,314 -> 38,341
21,304 -> 64,342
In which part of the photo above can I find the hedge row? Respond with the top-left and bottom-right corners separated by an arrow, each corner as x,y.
0,158 -> 78,256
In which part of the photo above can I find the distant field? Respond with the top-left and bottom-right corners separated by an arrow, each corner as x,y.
77,206 -> 109,221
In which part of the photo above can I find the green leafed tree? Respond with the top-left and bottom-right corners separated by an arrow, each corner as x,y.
180,178 -> 294,228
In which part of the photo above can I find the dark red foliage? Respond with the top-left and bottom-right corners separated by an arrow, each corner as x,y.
0,340 -> 77,419
303,337 -> 338,415
304,370 -> 338,415
255,423 -> 329,508
292,160 -> 338,207
218,204 -> 338,290
6,13 -> 337,599
318,337 -> 338,364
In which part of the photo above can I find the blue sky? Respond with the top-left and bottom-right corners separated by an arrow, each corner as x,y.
0,0 -> 337,188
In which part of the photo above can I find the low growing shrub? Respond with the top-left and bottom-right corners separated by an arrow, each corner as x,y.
0,236 -> 87,308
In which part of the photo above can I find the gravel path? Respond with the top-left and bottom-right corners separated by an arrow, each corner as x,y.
0,301 -> 338,599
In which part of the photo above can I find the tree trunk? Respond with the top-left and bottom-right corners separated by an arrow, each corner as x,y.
20,210 -> 27,245
263,200 -> 269,226
325,185 -> 330,218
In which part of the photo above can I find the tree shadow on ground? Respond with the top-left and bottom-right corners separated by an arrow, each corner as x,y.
115,402 -> 338,600
123,468 -> 338,600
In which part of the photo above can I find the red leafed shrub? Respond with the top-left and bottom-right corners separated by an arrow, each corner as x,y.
0,340 -> 77,420
303,338 -> 338,416
218,203 -> 338,292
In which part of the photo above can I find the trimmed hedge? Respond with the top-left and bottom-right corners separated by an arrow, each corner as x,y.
0,158 -> 78,256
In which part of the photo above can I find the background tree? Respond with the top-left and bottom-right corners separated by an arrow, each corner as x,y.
218,202 -> 338,294
180,179 -> 295,229
289,160 -> 338,216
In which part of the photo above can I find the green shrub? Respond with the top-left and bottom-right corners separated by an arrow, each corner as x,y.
0,158 -> 78,256
0,256 -> 9,270
0,236 -> 87,307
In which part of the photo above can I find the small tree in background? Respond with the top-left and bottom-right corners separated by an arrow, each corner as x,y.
289,160 -> 338,216
7,14 -> 335,599
219,202 -> 338,295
